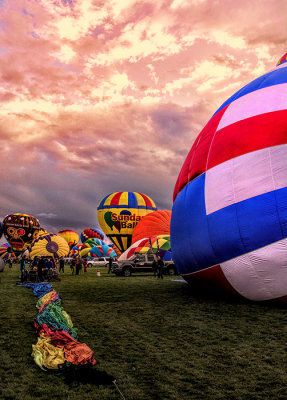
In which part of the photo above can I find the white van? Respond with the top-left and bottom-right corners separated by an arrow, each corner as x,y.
86,257 -> 111,268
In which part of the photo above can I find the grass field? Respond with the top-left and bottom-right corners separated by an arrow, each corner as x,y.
1,265 -> 287,400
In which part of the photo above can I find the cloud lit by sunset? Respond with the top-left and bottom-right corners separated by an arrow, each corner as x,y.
0,0 -> 286,233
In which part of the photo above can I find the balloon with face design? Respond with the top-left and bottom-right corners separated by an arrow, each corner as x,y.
3,213 -> 40,253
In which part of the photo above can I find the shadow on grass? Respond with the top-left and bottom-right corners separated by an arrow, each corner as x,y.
61,365 -> 115,387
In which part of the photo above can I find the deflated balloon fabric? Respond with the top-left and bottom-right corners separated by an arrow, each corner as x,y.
32,334 -> 66,370
35,302 -> 78,340
23,282 -> 96,371
36,291 -> 60,313
64,342 -> 96,366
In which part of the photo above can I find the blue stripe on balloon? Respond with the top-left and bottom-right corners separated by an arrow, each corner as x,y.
171,173 -> 287,276
128,192 -> 137,208
213,66 -> 287,117
97,194 -> 112,209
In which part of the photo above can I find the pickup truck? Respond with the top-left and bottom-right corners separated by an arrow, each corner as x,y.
111,253 -> 178,277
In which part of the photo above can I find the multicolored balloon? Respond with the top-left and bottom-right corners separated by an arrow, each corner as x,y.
88,245 -> 117,258
83,238 -> 105,248
80,228 -> 104,243
119,235 -> 171,261
171,53 -> 287,302
131,210 -> 171,244
58,230 -> 79,249
69,246 -> 80,258
97,191 -> 157,252
29,233 -> 70,260
3,213 -> 40,253
0,243 -> 16,260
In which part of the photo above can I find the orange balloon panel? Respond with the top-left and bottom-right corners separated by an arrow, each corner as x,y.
131,210 -> 171,244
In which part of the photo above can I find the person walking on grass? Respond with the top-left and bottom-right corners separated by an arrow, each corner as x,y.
83,259 -> 88,273
157,256 -> 164,279
70,258 -> 75,275
152,257 -> 157,277
59,257 -> 65,273
75,258 -> 82,275
20,256 -> 27,282
108,257 -> 113,274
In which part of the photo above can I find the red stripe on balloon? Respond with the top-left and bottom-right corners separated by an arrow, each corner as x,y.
183,265 -> 239,297
173,108 -> 287,201
139,193 -> 153,208
110,192 -> 123,206
207,109 -> 287,170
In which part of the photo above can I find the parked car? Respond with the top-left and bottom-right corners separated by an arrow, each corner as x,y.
111,253 -> 178,277
87,257 -> 111,268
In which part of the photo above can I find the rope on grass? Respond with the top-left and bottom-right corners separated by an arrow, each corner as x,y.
113,380 -> 126,400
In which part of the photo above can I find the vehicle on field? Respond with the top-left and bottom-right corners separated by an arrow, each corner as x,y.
111,253 -> 177,277
86,257 -> 111,268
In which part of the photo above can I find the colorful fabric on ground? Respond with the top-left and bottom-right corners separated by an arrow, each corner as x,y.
23,282 -> 96,371
32,334 -> 66,370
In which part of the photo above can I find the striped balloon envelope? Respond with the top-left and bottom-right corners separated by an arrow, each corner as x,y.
171,54 -> 287,302
97,192 -> 157,252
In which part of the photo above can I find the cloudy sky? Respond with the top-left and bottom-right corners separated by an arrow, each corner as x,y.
0,0 -> 286,235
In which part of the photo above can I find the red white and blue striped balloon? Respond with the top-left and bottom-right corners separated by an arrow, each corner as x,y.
171,54 -> 287,301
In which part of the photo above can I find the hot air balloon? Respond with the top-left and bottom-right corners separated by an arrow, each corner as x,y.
97,192 -> 157,252
171,53 -> 287,302
58,230 -> 79,249
83,238 -> 105,248
80,228 -> 104,243
131,210 -> 171,244
29,233 -> 70,260
0,243 -> 16,261
88,245 -> 117,258
3,213 -> 40,253
69,246 -> 80,258
119,235 -> 171,261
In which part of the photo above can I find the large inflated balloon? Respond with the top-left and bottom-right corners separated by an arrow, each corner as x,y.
97,192 -> 157,252
171,54 -> 287,302
29,233 -> 70,260
80,228 -> 104,243
131,210 -> 171,244
58,230 -> 79,249
3,213 -> 40,253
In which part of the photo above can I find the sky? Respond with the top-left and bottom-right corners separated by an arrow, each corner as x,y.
0,0 -> 286,236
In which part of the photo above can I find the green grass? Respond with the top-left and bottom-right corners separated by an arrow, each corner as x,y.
1,265 -> 287,400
